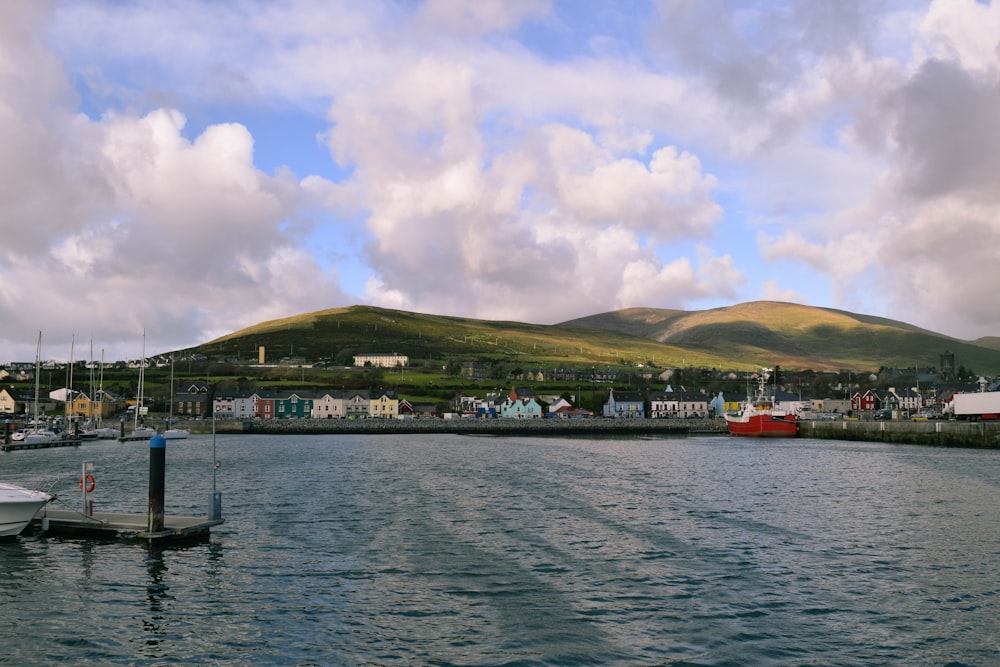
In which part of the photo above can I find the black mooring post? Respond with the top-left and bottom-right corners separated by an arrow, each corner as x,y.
148,433 -> 166,533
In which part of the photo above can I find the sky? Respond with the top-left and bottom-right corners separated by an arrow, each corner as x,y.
3,0 -> 1000,363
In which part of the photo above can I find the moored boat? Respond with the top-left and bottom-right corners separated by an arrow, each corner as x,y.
162,357 -> 189,440
725,368 -> 798,437
122,329 -> 155,442
0,482 -> 51,537
23,429 -> 59,445
130,425 -> 157,439
24,332 -> 57,444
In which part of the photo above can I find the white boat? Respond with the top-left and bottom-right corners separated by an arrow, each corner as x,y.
78,420 -> 119,440
86,349 -> 118,439
163,357 -> 189,440
130,425 -> 157,439
0,482 -> 51,537
123,330 -> 155,441
23,429 -> 58,445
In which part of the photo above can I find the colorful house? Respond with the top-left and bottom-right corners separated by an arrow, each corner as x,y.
276,392 -> 313,419
344,390 -> 371,419
0,387 -> 28,415
500,396 -> 543,419
603,389 -> 645,419
62,389 -> 121,420
311,390 -> 345,419
370,390 -> 399,419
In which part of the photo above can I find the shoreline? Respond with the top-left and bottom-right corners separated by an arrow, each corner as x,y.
191,417 -> 724,437
174,416 -> 1000,448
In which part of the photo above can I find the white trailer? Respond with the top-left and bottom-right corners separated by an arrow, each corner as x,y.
951,391 -> 1000,420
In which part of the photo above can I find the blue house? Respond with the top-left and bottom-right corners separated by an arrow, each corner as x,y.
603,389 -> 645,418
500,396 -> 543,419
275,392 -> 313,419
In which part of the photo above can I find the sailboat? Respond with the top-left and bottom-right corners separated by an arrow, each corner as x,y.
163,356 -> 189,440
123,330 -> 156,441
93,348 -> 119,439
60,334 -> 81,442
24,332 -> 57,445
78,342 -> 116,440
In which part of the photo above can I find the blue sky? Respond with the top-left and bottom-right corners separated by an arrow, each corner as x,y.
2,0 -> 1000,362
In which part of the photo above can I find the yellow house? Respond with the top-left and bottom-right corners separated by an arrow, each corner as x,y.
0,388 -> 28,415
70,390 -> 118,419
369,391 -> 399,419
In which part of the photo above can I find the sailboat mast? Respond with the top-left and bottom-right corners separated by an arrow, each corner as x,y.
66,334 -> 74,427
169,356 -> 174,424
98,348 -> 104,427
33,331 -> 41,432
135,329 -> 146,431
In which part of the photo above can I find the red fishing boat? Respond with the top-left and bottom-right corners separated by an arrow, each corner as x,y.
725,369 -> 798,437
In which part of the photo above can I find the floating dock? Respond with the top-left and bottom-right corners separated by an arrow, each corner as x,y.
32,508 -> 223,541
1,437 -> 81,452
24,431 -> 225,542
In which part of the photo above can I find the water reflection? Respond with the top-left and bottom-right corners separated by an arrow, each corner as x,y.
1,435 -> 999,665
143,546 -> 170,641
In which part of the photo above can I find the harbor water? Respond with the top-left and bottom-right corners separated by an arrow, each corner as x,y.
1,433 -> 998,665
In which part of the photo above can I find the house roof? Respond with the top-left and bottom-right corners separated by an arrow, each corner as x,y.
610,390 -> 644,403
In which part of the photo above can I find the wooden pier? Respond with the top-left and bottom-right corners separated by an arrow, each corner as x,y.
32,508 -> 223,541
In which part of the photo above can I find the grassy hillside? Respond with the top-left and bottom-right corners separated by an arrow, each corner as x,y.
562,301 -> 1000,374
973,336 -> 1000,352
181,302 -> 1000,375
190,306 -> 731,370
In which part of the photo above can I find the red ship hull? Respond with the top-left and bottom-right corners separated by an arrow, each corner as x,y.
725,413 -> 798,437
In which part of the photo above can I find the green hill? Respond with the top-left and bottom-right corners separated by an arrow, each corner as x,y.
190,305 -> 731,370
181,302 -> 1000,374
562,301 -> 1000,373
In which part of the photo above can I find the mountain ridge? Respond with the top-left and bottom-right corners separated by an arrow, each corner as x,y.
187,301 -> 1000,374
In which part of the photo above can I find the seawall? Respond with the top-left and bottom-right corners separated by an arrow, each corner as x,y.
187,417 -> 725,437
174,419 -> 1000,449
800,419 -> 1000,448
181,417 -> 1000,448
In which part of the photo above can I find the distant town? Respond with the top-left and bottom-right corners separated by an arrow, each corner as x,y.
2,347 -> 994,425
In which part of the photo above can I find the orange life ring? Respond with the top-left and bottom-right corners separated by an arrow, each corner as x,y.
79,474 -> 96,493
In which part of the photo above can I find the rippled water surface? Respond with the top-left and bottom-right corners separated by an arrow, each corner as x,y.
1,434 -> 998,665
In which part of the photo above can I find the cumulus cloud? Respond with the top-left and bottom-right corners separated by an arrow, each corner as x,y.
5,0 -> 1000,361
322,48 -> 729,324
0,4 -> 346,360
758,280 -> 806,305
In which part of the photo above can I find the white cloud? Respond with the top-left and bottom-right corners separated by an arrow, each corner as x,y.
920,0 -> 1000,74
0,4 -> 346,360
5,0 -> 1000,362
758,280 -> 806,305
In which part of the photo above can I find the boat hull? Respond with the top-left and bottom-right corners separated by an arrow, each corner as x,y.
23,430 -> 58,445
0,483 -> 51,537
725,414 -> 798,437
122,427 -> 156,441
